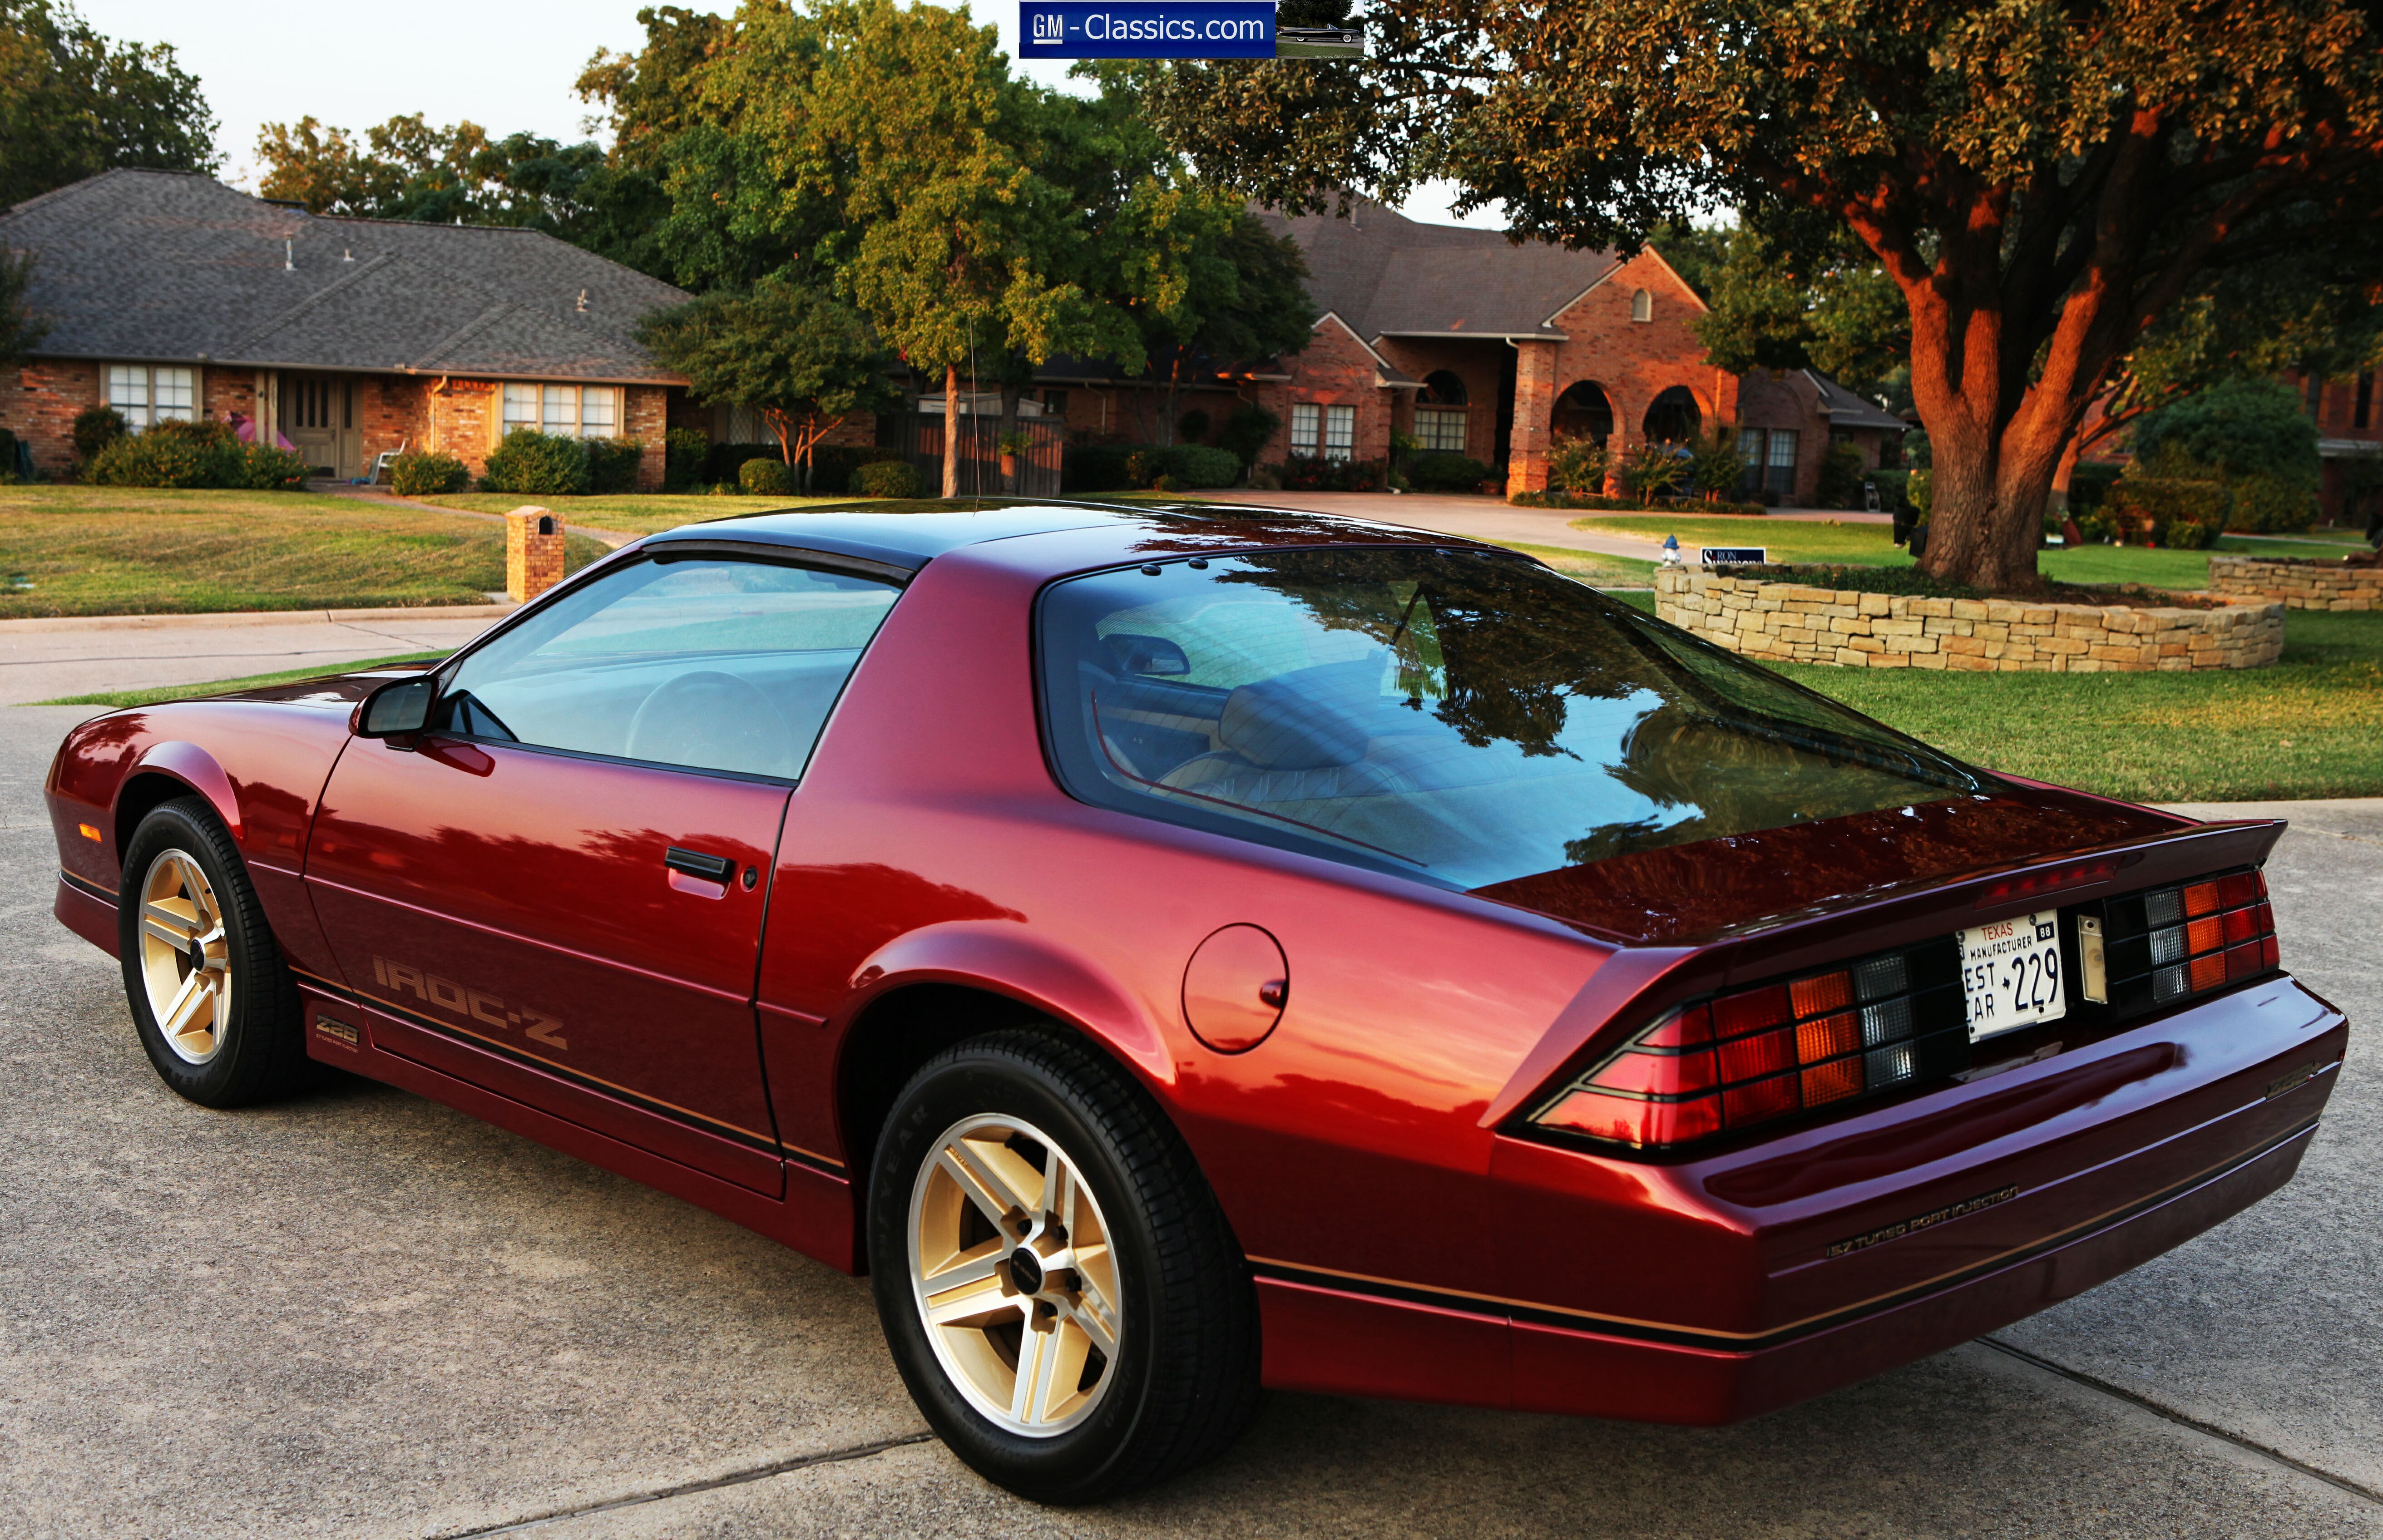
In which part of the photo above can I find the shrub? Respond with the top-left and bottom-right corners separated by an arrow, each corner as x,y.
1546,435 -> 1606,494
2067,461 -> 2122,514
2107,474 -> 2230,545
2161,517 -> 2214,550
810,444 -> 906,494
480,429 -> 589,496
73,406 -> 128,463
704,441 -> 781,486
1125,448 -> 1163,488
85,419 -> 243,488
740,456 -> 796,494
1280,455 -> 1386,492
1158,444 -> 1240,489
388,449 -> 469,497
852,459 -> 924,498
1409,452 -> 1497,493
1691,429 -> 1747,498
664,427 -> 710,492
1621,443 -> 1689,498
584,437 -> 647,494
0,426 -> 18,482
1869,468 -> 1911,512
1177,409 -> 1211,443
239,444 -> 311,492
1218,404 -> 1279,467
1814,440 -> 1869,509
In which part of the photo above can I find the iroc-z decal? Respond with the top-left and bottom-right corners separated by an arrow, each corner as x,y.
372,956 -> 568,1050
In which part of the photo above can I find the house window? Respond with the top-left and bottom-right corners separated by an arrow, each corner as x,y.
106,365 -> 198,429
2306,374 -> 2324,417
1041,389 -> 1068,419
1324,405 -> 1355,461
2357,372 -> 2374,431
1415,407 -> 1468,453
504,383 -> 625,438
1736,428 -> 1765,496
1765,429 -> 1800,496
1630,289 -> 1653,323
1290,402 -> 1320,456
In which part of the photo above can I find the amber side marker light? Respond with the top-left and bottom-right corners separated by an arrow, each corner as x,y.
1532,942 -> 1967,1150
77,823 -> 102,842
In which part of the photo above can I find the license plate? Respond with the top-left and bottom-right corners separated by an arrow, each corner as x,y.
1960,911 -> 2067,1041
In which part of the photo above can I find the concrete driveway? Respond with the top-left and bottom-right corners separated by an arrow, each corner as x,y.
1,686 -> 2375,1535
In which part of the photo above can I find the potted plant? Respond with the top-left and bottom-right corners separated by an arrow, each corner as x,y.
997,429 -> 1032,484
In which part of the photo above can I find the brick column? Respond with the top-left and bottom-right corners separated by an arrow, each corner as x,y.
506,506 -> 568,602
1603,391 -> 1635,497
1506,340 -> 1558,497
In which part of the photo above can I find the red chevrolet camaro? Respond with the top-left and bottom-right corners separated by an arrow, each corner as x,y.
46,503 -> 2346,1501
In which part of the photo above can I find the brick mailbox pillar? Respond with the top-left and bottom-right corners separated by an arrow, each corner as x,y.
505,506 -> 567,603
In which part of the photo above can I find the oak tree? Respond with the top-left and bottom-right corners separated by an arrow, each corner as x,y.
1146,0 -> 2383,590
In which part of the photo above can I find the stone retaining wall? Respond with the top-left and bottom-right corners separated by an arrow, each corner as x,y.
2207,553 -> 2381,612
1655,568 -> 2284,671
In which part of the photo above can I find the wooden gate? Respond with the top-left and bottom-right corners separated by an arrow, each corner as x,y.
880,413 -> 1062,497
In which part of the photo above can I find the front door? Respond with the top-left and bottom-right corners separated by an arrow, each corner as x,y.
305,550 -> 906,1193
282,373 -> 358,478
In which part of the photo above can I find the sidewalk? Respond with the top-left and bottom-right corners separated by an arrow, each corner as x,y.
0,603 -> 511,707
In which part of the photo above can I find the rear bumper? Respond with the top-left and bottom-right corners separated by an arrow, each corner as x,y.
1257,974 -> 2345,1420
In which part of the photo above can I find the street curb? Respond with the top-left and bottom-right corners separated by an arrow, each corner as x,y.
0,603 -> 517,635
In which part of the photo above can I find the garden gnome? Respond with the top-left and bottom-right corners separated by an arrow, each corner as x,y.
1661,534 -> 1682,567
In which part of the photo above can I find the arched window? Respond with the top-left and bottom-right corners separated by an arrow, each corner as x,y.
1414,370 -> 1470,451
1642,385 -> 1701,444
1552,381 -> 1615,446
1630,288 -> 1653,323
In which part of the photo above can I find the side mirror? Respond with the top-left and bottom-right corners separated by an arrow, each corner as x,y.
353,676 -> 435,740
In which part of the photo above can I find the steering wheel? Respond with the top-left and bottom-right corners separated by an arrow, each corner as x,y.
623,670 -> 797,779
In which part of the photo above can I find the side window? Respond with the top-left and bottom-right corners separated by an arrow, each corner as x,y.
435,556 -> 902,780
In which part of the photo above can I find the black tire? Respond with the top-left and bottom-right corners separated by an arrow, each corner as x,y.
117,796 -> 309,1107
867,1028 -> 1262,1503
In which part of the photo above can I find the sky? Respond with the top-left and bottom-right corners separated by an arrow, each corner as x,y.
81,0 -> 1506,231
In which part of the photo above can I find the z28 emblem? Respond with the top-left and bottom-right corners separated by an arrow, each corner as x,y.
372,955 -> 568,1050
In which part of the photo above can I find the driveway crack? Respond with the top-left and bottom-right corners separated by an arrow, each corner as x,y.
429,1431 -> 936,1538
1978,1336 -> 2381,1506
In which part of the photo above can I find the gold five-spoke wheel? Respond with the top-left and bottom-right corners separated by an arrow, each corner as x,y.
908,1114 -> 1123,1437
136,848 -> 233,1066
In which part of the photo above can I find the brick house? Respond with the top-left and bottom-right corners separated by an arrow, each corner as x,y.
0,171 -> 690,486
2287,365 -> 2383,523
1734,367 -> 1910,505
1240,198 -> 1738,496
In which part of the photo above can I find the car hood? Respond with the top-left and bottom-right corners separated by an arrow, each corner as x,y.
1468,784 -> 2189,945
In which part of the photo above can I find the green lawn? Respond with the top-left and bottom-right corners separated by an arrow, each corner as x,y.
0,486 -> 608,618
1573,512 -> 2372,592
1501,541 -> 1660,588
421,492 -> 851,536
33,650 -> 449,709
1616,590 -> 2377,799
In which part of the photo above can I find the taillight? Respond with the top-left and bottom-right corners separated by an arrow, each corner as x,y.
2139,869 -> 2278,1001
1531,941 -> 1965,1151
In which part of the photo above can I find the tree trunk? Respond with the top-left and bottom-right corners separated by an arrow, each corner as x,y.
999,382 -> 1022,494
2047,435 -> 2081,518
942,365 -> 959,499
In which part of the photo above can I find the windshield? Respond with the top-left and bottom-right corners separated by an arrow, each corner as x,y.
1037,547 -> 1983,890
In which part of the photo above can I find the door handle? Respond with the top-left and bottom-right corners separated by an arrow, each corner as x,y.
664,847 -> 735,882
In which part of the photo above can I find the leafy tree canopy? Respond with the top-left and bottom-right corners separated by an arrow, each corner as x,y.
636,274 -> 902,482
252,115 -> 670,273
0,0 -> 217,210
1141,0 -> 2383,591
2133,379 -> 2323,490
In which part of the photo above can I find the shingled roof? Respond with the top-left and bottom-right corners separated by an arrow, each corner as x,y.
0,170 -> 688,384
1251,197 -> 1627,341
1805,368 -> 1908,430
